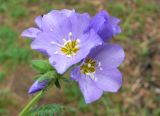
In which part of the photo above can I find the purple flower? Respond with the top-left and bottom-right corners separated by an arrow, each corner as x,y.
28,80 -> 48,94
71,44 -> 125,104
22,9 -> 102,74
88,10 -> 121,42
21,9 -> 75,40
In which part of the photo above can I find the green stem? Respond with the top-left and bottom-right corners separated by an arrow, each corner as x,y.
19,91 -> 44,116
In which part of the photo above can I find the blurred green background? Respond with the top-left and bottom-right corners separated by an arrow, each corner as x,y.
0,0 -> 160,115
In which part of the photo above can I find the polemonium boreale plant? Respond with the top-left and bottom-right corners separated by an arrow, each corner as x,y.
20,9 -> 124,116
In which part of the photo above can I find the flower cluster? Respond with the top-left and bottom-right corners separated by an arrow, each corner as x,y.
22,9 -> 125,104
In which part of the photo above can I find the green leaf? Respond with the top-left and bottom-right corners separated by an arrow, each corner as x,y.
55,79 -> 61,89
37,71 -> 57,83
31,60 -> 54,73
28,104 -> 64,116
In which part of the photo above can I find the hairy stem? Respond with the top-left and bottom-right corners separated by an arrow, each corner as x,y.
19,91 -> 44,116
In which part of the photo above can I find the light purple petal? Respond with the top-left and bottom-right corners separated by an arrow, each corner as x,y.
79,29 -> 102,49
49,55 -> 70,74
28,80 -> 48,94
94,68 -> 122,92
88,10 -> 121,41
70,13 -> 90,38
31,32 -> 60,55
34,9 -> 74,32
110,16 -> 122,35
70,66 -> 81,81
42,11 -> 71,33
98,16 -> 121,41
89,44 -> 125,68
49,9 -> 75,17
110,16 -> 121,26
60,9 -> 75,17
21,27 -> 41,39
88,10 -> 107,32
78,75 -> 103,104
34,16 -> 43,30
42,11 -> 63,30
71,67 -> 103,104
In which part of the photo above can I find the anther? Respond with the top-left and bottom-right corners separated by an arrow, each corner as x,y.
51,41 -> 63,47
54,51 -> 58,54
68,32 -> 73,38
88,63 -> 91,67
77,39 -> 80,43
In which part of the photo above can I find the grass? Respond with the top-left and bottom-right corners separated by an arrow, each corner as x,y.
0,26 -> 31,70
10,6 -> 28,18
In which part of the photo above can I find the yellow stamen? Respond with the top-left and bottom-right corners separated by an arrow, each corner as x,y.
80,58 -> 96,75
61,40 -> 79,57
